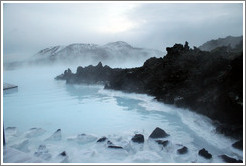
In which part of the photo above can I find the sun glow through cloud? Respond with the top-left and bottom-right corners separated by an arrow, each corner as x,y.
100,17 -> 137,33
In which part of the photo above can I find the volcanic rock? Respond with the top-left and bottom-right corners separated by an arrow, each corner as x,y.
131,134 -> 144,143
149,127 -> 169,139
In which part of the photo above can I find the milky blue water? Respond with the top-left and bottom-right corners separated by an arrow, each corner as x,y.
3,65 -> 243,163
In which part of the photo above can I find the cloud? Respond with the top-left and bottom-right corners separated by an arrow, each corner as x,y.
3,2 -> 243,62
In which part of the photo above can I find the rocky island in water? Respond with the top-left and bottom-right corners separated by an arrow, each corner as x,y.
56,41 -> 243,142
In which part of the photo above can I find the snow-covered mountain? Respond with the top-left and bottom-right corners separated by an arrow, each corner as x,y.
33,41 -> 164,66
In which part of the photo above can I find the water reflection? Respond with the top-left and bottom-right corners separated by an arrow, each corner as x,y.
64,84 -> 169,122
65,84 -> 104,101
3,88 -> 18,96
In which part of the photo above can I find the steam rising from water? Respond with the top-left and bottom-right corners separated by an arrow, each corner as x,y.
3,66 -> 243,163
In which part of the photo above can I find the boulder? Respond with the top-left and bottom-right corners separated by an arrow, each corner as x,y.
198,148 -> 212,159
220,154 -> 243,163
155,140 -> 169,147
149,127 -> 169,138
57,151 -> 69,163
131,134 -> 144,143
177,146 -> 188,154
232,139 -> 243,150
59,151 -> 67,157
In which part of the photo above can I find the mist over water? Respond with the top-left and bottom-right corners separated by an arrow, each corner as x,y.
3,65 -> 243,163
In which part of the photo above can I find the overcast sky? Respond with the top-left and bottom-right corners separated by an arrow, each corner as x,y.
3,2 -> 243,62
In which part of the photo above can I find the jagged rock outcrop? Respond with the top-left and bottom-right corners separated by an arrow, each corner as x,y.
56,41 -> 243,139
149,127 -> 169,139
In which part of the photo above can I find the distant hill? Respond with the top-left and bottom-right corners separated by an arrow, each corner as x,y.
199,36 -> 243,51
32,41 -> 164,66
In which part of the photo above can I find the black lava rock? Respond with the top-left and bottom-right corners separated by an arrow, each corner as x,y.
108,145 -> 123,149
155,140 -> 169,147
198,148 -> 212,159
177,146 -> 188,154
232,139 -> 243,150
60,151 -> 67,157
149,127 -> 169,138
220,155 -> 243,163
97,136 -> 107,142
131,134 -> 144,143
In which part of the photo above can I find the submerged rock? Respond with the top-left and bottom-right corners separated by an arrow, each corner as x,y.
220,154 -> 243,163
25,128 -> 46,138
108,145 -> 123,149
232,139 -> 243,150
34,145 -> 52,160
198,148 -> 212,159
177,146 -> 188,154
5,127 -> 18,137
11,139 -> 30,152
45,129 -> 62,141
77,133 -> 97,143
131,134 -> 144,143
67,133 -> 97,144
155,140 -> 169,147
107,140 -> 113,145
149,127 -> 169,139
57,151 -> 69,163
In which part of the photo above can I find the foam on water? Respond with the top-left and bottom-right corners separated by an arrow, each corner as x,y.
3,66 -> 243,163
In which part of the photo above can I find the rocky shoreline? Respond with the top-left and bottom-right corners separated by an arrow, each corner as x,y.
4,127 -> 243,163
55,42 -> 243,140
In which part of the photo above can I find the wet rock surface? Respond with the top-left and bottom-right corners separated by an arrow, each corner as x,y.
177,146 -> 188,154
155,140 -> 169,147
59,151 -> 67,157
232,139 -> 243,150
149,127 -> 169,139
97,136 -> 107,143
131,134 -> 144,143
108,145 -> 123,149
198,148 -> 212,159
220,154 -> 243,163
